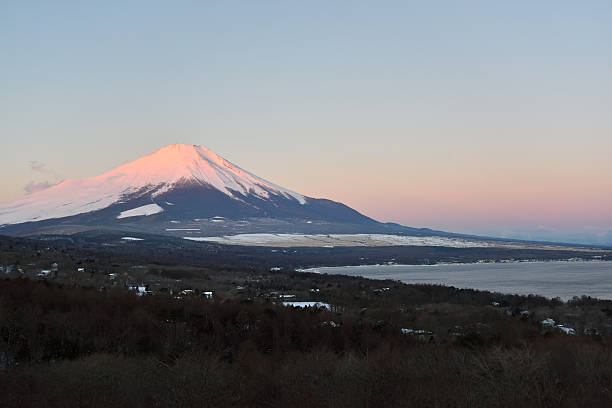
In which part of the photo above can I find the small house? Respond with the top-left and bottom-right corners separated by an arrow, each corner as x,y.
541,318 -> 555,327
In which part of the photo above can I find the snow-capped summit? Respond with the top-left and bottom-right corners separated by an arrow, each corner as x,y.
0,144 -> 307,226
101,144 -> 306,204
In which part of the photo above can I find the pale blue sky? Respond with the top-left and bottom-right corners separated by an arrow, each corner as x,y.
2,1 -> 611,244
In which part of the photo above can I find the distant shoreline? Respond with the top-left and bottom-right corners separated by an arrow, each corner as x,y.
297,258 -> 612,272
298,260 -> 612,301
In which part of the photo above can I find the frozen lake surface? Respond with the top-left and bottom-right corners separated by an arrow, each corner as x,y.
301,261 -> 612,300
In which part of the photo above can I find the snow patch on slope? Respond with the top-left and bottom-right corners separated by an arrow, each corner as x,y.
117,204 -> 164,219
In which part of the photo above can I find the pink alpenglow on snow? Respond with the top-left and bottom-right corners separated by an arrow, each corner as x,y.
0,144 -> 306,225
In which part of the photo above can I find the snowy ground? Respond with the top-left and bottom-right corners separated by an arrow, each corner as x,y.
183,233 -> 514,248
282,301 -> 331,310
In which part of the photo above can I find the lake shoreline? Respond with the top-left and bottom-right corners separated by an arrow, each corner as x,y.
298,258 -> 611,272
298,260 -> 612,301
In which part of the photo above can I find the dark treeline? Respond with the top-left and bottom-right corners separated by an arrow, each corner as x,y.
1,278 -> 612,407
1,233 -> 607,272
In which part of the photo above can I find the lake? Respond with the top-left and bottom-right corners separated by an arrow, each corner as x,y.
301,261 -> 612,300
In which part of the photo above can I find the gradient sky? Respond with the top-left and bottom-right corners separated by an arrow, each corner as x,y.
2,1 -> 611,245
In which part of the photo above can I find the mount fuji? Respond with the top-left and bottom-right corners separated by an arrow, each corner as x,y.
0,144 -> 416,237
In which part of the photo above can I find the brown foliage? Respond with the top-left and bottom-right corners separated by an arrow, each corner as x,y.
1,278 -> 612,407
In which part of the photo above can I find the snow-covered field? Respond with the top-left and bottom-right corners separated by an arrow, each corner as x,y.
282,301 -> 331,310
183,233 -> 506,248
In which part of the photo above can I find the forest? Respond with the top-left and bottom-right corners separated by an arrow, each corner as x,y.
1,234 -> 612,406
1,277 -> 612,407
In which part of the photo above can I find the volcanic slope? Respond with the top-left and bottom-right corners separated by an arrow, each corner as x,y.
0,144 -> 414,236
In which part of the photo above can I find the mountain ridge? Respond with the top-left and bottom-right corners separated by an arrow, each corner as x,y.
0,144 -> 396,236
0,144 -> 312,226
